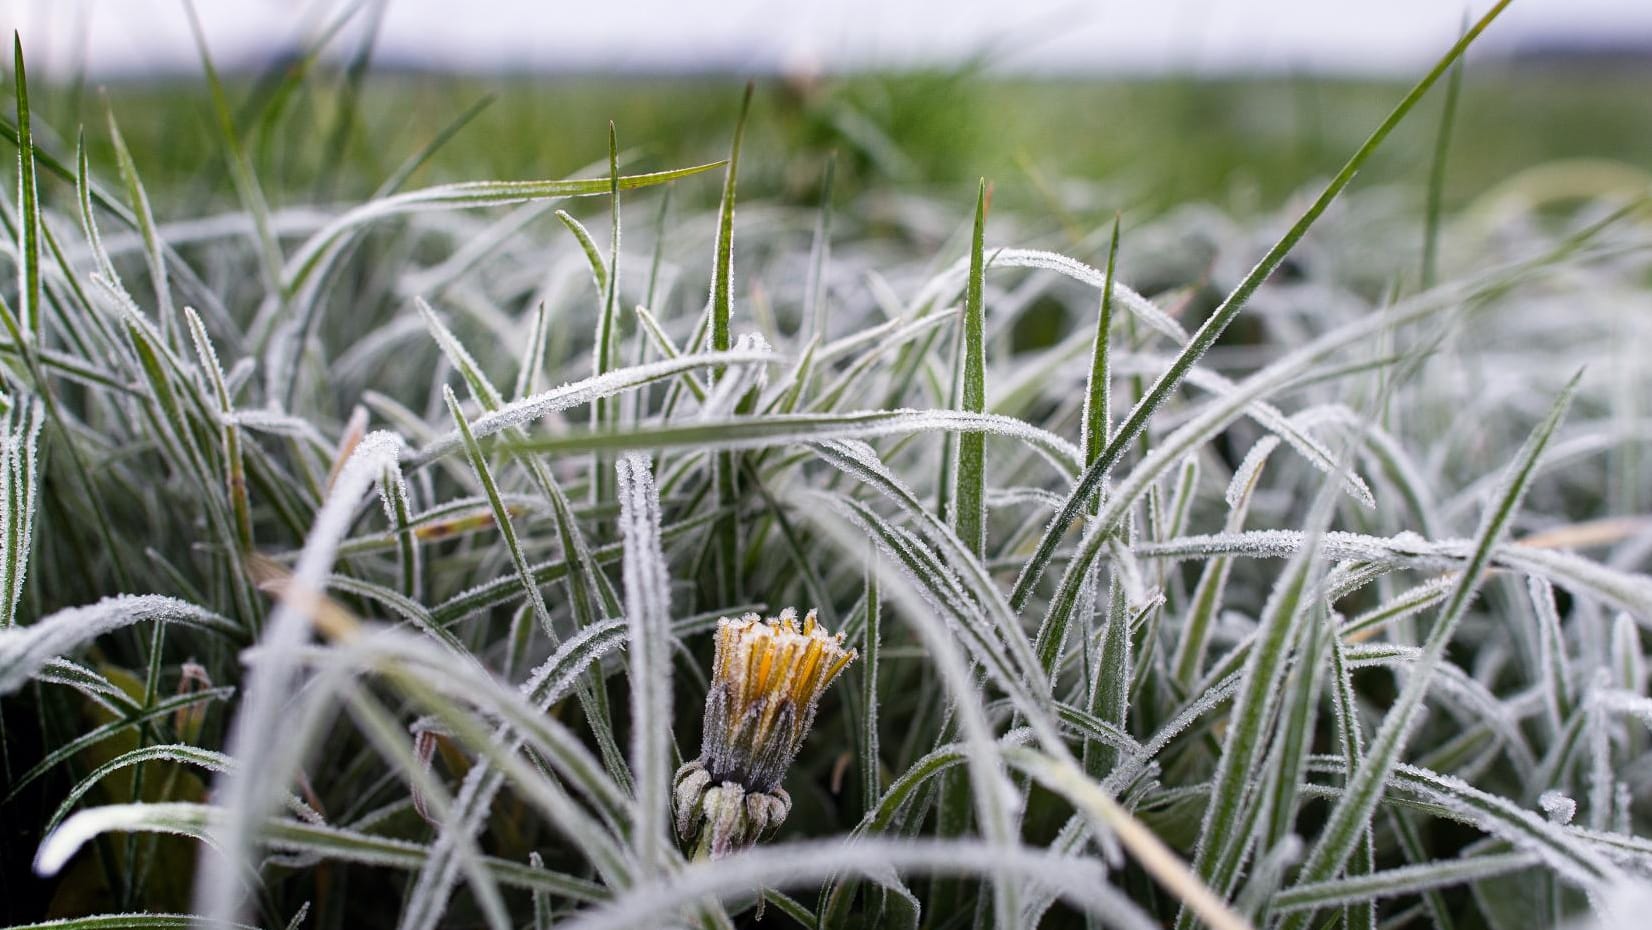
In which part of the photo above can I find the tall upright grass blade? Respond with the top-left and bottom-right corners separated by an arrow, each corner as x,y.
12,35 -> 42,337
0,397 -> 43,629
952,180 -> 989,557
708,83 -> 754,606
1421,21 -> 1466,290
1082,217 -> 1121,469
617,454 -> 674,874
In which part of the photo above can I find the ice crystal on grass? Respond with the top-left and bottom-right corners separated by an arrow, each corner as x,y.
1542,790 -> 1579,825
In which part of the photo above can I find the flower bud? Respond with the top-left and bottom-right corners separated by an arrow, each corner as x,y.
673,608 -> 854,857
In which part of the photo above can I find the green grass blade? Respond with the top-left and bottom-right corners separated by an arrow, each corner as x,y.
104,105 -> 175,339
12,34 -> 41,337
709,84 -> 754,606
1421,24 -> 1466,290
860,554 -> 883,811
952,180 -> 989,557
1082,216 -> 1120,469
806,154 -> 837,341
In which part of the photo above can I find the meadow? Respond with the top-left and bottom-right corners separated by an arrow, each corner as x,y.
3,4 -> 1652,928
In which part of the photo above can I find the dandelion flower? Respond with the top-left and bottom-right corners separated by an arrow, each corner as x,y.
673,608 -> 855,858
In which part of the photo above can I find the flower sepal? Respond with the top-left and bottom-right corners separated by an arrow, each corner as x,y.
673,608 -> 852,858
673,758 -> 792,859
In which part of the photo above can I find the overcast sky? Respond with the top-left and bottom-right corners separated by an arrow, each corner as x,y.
5,0 -> 1651,78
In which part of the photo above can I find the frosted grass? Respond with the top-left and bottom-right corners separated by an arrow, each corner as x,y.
9,8 -> 1652,929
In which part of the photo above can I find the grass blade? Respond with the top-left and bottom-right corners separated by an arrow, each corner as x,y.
617,454 -> 674,874
953,180 -> 989,557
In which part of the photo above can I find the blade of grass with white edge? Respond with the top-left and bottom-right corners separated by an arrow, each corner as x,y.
280,160 -> 723,315
182,308 -> 262,627
6,687 -> 235,799
1248,605 -> 1329,927
104,105 -> 175,341
1082,217 -> 1121,471
1170,436 -> 1278,689
1384,762 -> 1619,887
36,802 -> 607,902
953,179 -> 989,557
0,398 -> 42,630
1328,629 -> 1378,930
593,125 -> 624,513
378,457 -> 422,601
32,658 -> 142,714
1531,575 -> 1576,735
708,84 -> 753,606
617,454 -> 675,874
563,839 -> 1156,930
1008,0 -> 1516,613
43,744 -> 236,835
0,594 -> 236,694
410,348 -> 779,466
514,301 -> 550,401
1272,852 -> 1539,915
914,248 -> 1185,346
1280,372 -> 1584,930
1082,577 -> 1130,779
182,309 -> 251,549
1125,528 -> 1652,621
861,552 -> 883,812
503,409 -> 1079,477
192,430 -> 404,928
442,385 -> 556,639
13,35 -> 42,337
4,918 -> 257,930
1035,220 -> 1119,692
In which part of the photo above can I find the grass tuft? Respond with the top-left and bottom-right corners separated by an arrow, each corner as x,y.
4,7 -> 1652,929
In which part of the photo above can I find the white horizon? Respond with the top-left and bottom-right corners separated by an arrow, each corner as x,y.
3,0 -> 1651,80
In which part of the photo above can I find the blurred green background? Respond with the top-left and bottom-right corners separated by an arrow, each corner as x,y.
37,62 -> 1651,222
